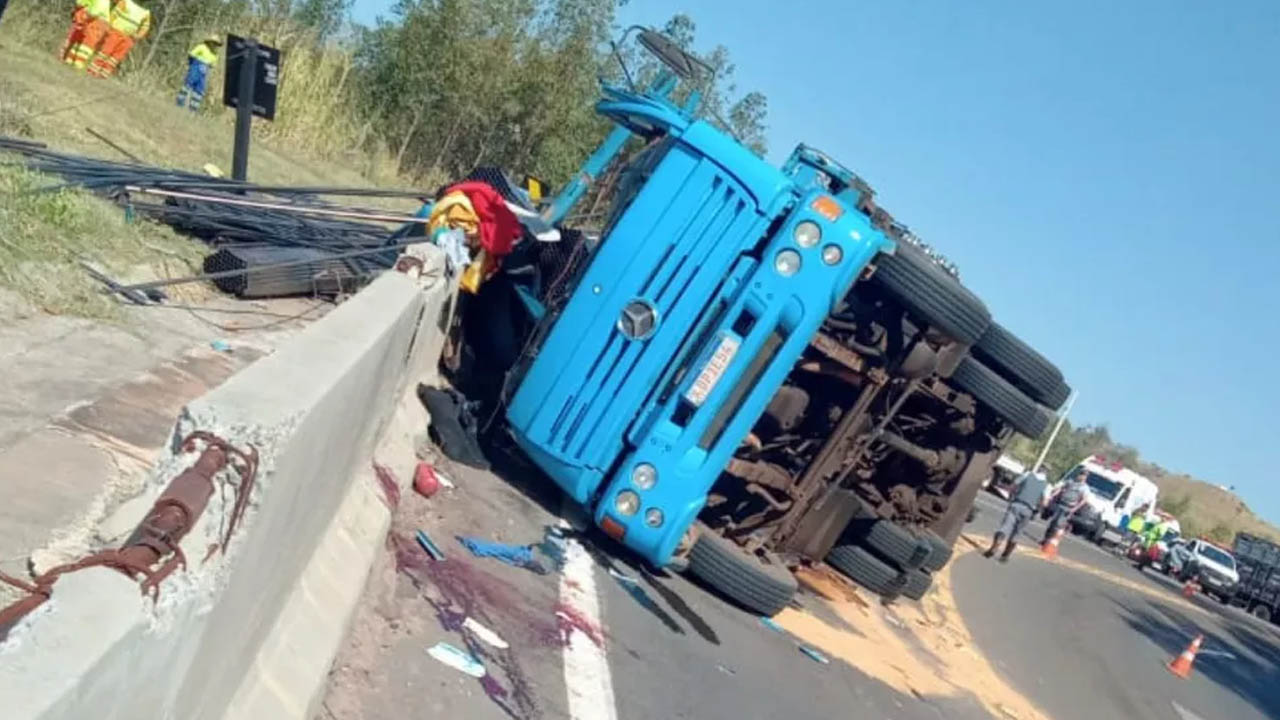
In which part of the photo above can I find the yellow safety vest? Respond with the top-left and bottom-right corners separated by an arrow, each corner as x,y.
189,42 -> 219,66
83,0 -> 111,20
109,0 -> 151,38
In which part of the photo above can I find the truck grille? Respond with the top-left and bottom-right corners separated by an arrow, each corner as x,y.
545,170 -> 759,463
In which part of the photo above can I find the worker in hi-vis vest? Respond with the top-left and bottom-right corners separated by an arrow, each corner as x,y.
176,36 -> 221,112
63,0 -> 111,69
87,0 -> 151,78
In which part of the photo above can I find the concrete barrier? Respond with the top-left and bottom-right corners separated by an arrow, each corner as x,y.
0,252 -> 449,720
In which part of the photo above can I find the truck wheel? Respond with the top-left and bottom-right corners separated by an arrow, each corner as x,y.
687,530 -> 797,617
870,243 -> 990,345
920,531 -> 953,572
901,568 -> 932,601
827,544 -> 904,598
972,322 -> 1069,408
848,519 -> 931,570
1091,522 -> 1106,544
950,357 -> 1053,438
1250,604 -> 1271,622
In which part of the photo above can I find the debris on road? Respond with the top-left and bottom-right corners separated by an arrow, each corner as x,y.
462,617 -> 510,650
794,564 -> 865,606
534,526 -> 568,571
457,536 -> 546,574
415,529 -> 446,561
759,616 -> 785,633
777,541 -> 1054,720
413,461 -> 443,498
210,339 -> 232,352
426,641 -> 487,678
799,646 -> 831,664
416,385 -> 490,470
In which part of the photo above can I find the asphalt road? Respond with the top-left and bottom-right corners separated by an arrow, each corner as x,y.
320,445 -> 1280,720
960,492 -> 1280,720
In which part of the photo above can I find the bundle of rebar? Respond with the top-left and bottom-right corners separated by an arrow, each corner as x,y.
0,136 -> 431,298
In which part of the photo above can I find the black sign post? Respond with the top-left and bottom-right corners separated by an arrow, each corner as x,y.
223,34 -> 281,182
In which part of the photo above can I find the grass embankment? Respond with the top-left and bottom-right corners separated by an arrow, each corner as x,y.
0,41 -> 413,319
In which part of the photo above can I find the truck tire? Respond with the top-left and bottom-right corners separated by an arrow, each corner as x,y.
972,323 -> 1069,408
920,531 -> 953,572
848,518 -> 931,570
950,357 -> 1053,438
1250,604 -> 1271,623
687,530 -> 797,617
871,243 -> 990,345
827,544 -> 904,597
901,568 -> 932,601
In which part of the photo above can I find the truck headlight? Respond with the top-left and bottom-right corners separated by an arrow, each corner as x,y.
821,244 -> 843,265
774,249 -> 801,277
615,490 -> 640,516
631,463 -> 657,490
644,508 -> 664,528
793,221 -> 821,248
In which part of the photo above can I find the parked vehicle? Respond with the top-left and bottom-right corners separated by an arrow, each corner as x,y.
984,454 -> 1028,500
1165,538 -> 1239,602
494,27 -> 1068,615
1229,532 -> 1280,623
1041,455 -> 1158,545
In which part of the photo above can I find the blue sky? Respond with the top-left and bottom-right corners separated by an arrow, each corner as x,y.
354,1 -> 1280,523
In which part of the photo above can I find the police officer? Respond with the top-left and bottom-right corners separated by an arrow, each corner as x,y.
985,470 -> 1047,562
1042,469 -> 1089,544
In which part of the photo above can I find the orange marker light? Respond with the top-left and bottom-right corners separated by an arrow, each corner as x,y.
600,515 -> 627,542
810,195 -> 843,222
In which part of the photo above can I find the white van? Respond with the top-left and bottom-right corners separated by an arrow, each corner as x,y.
1051,455 -> 1159,544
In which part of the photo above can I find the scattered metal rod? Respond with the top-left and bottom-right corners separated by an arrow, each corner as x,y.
79,260 -> 152,305
84,127 -> 142,163
122,186 -> 429,224
97,238 -> 422,296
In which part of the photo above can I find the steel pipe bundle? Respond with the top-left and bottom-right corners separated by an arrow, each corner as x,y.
0,136 -> 429,298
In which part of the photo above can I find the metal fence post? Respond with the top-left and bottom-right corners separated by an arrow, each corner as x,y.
231,38 -> 258,182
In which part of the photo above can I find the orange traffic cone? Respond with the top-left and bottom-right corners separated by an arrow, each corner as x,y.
1041,527 -> 1065,559
1166,634 -> 1203,678
1182,579 -> 1199,598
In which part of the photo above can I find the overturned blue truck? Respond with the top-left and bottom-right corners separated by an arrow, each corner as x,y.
444,28 -> 1070,615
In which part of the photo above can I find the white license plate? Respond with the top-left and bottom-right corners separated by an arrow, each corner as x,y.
684,333 -> 741,407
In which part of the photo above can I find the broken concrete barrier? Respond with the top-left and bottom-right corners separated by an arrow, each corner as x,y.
0,252 -> 449,720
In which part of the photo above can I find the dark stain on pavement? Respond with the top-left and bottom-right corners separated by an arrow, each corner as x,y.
640,568 -> 721,645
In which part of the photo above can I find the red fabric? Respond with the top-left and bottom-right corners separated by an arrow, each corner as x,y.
444,181 -> 521,257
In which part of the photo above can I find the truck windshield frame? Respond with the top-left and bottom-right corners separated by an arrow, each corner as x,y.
1084,471 -> 1123,501
1199,543 -> 1236,569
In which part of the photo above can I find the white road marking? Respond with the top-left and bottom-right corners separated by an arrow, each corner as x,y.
558,511 -> 618,720
1172,701 -> 1208,720
1196,648 -> 1236,660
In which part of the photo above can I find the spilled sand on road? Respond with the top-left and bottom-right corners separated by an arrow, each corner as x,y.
777,539 -> 1052,720
777,533 -> 1220,720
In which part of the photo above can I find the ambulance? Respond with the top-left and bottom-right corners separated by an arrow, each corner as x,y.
1054,455 -> 1159,544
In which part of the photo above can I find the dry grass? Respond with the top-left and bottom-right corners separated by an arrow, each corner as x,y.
0,40 -> 425,318
1151,471 -> 1280,543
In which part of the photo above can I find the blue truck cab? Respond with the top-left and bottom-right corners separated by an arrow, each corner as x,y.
505,72 -> 895,569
